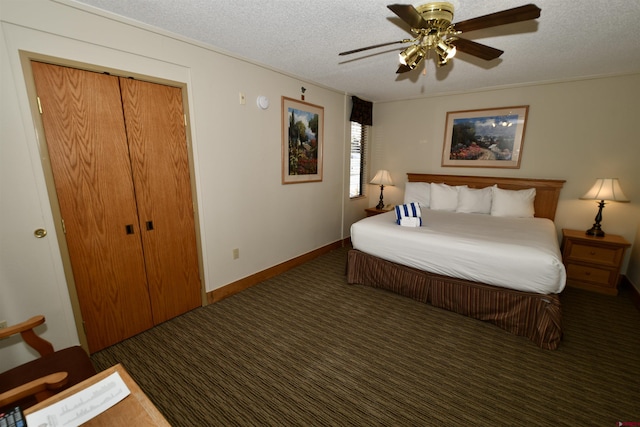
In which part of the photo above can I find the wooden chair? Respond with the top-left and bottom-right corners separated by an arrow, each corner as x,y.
0,315 -> 96,412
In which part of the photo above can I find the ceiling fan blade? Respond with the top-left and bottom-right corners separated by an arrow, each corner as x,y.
453,4 -> 541,33
387,4 -> 427,29
450,38 -> 504,61
396,64 -> 413,74
339,40 -> 407,56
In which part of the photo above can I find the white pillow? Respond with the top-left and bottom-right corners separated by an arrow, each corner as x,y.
430,183 -> 465,211
456,186 -> 492,214
490,185 -> 536,218
403,182 -> 430,208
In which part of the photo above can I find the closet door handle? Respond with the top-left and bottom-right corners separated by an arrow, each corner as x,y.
146,220 -> 154,231
125,224 -> 134,234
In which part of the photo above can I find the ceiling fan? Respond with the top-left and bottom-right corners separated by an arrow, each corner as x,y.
339,2 -> 541,73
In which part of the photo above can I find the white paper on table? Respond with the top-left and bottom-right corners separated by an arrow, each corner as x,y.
25,371 -> 131,427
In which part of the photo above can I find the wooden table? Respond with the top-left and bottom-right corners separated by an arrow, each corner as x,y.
365,207 -> 392,217
24,364 -> 170,426
561,228 -> 630,295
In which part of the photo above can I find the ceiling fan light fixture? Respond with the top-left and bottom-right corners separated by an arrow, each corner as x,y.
399,44 -> 426,69
435,39 -> 456,66
436,42 -> 456,67
342,3 -> 542,74
399,44 -> 419,65
436,40 -> 456,59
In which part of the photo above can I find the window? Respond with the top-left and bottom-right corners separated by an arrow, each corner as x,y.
349,95 -> 372,198
349,121 -> 368,198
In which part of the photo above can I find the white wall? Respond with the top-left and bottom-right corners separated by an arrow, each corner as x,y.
369,74 -> 640,280
0,0 -> 352,370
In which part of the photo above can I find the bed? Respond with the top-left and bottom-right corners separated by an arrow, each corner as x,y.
347,174 -> 566,349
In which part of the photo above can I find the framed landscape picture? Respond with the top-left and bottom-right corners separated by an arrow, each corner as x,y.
441,106 -> 529,168
282,96 -> 324,184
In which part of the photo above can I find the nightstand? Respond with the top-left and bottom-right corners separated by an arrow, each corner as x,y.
561,229 -> 630,295
365,207 -> 390,217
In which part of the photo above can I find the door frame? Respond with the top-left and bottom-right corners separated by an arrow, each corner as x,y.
19,51 -> 206,353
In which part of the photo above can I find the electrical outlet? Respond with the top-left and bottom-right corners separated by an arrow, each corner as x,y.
232,248 -> 240,259
239,92 -> 246,105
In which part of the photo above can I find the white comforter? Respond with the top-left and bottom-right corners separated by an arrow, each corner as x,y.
350,209 -> 566,294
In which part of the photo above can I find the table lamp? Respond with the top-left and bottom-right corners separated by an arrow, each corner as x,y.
580,178 -> 629,237
370,170 -> 394,210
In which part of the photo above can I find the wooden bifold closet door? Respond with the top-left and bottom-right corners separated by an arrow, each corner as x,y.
31,62 -> 201,353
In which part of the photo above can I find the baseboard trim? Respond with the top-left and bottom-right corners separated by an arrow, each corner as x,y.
207,239 -> 348,304
621,275 -> 640,311
205,239 -> 640,312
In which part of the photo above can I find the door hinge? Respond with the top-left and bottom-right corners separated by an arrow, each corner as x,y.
184,114 -> 187,127
61,218 -> 67,234
37,96 -> 43,114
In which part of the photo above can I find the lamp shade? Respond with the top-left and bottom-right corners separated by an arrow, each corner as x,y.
370,170 -> 394,186
580,178 -> 629,202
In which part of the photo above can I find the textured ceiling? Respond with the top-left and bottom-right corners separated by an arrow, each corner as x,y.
69,0 -> 640,103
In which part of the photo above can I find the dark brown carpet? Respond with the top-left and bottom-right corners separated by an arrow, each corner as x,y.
91,247 -> 640,426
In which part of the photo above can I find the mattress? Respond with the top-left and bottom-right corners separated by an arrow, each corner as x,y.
350,209 -> 566,294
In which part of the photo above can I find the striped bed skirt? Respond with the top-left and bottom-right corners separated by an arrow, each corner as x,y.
346,249 -> 563,350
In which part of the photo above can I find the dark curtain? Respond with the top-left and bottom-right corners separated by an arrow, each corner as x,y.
350,96 -> 373,126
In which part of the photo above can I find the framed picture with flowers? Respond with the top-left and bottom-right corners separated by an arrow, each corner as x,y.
282,96 -> 324,184
442,105 -> 528,168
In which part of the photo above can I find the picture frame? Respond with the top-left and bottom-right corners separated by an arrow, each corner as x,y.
441,105 -> 529,168
282,96 -> 324,184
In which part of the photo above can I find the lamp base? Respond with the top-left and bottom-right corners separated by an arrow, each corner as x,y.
585,226 -> 605,237
586,200 -> 606,237
376,185 -> 385,210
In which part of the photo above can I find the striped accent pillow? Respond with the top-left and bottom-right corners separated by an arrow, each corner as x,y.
395,202 -> 421,224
